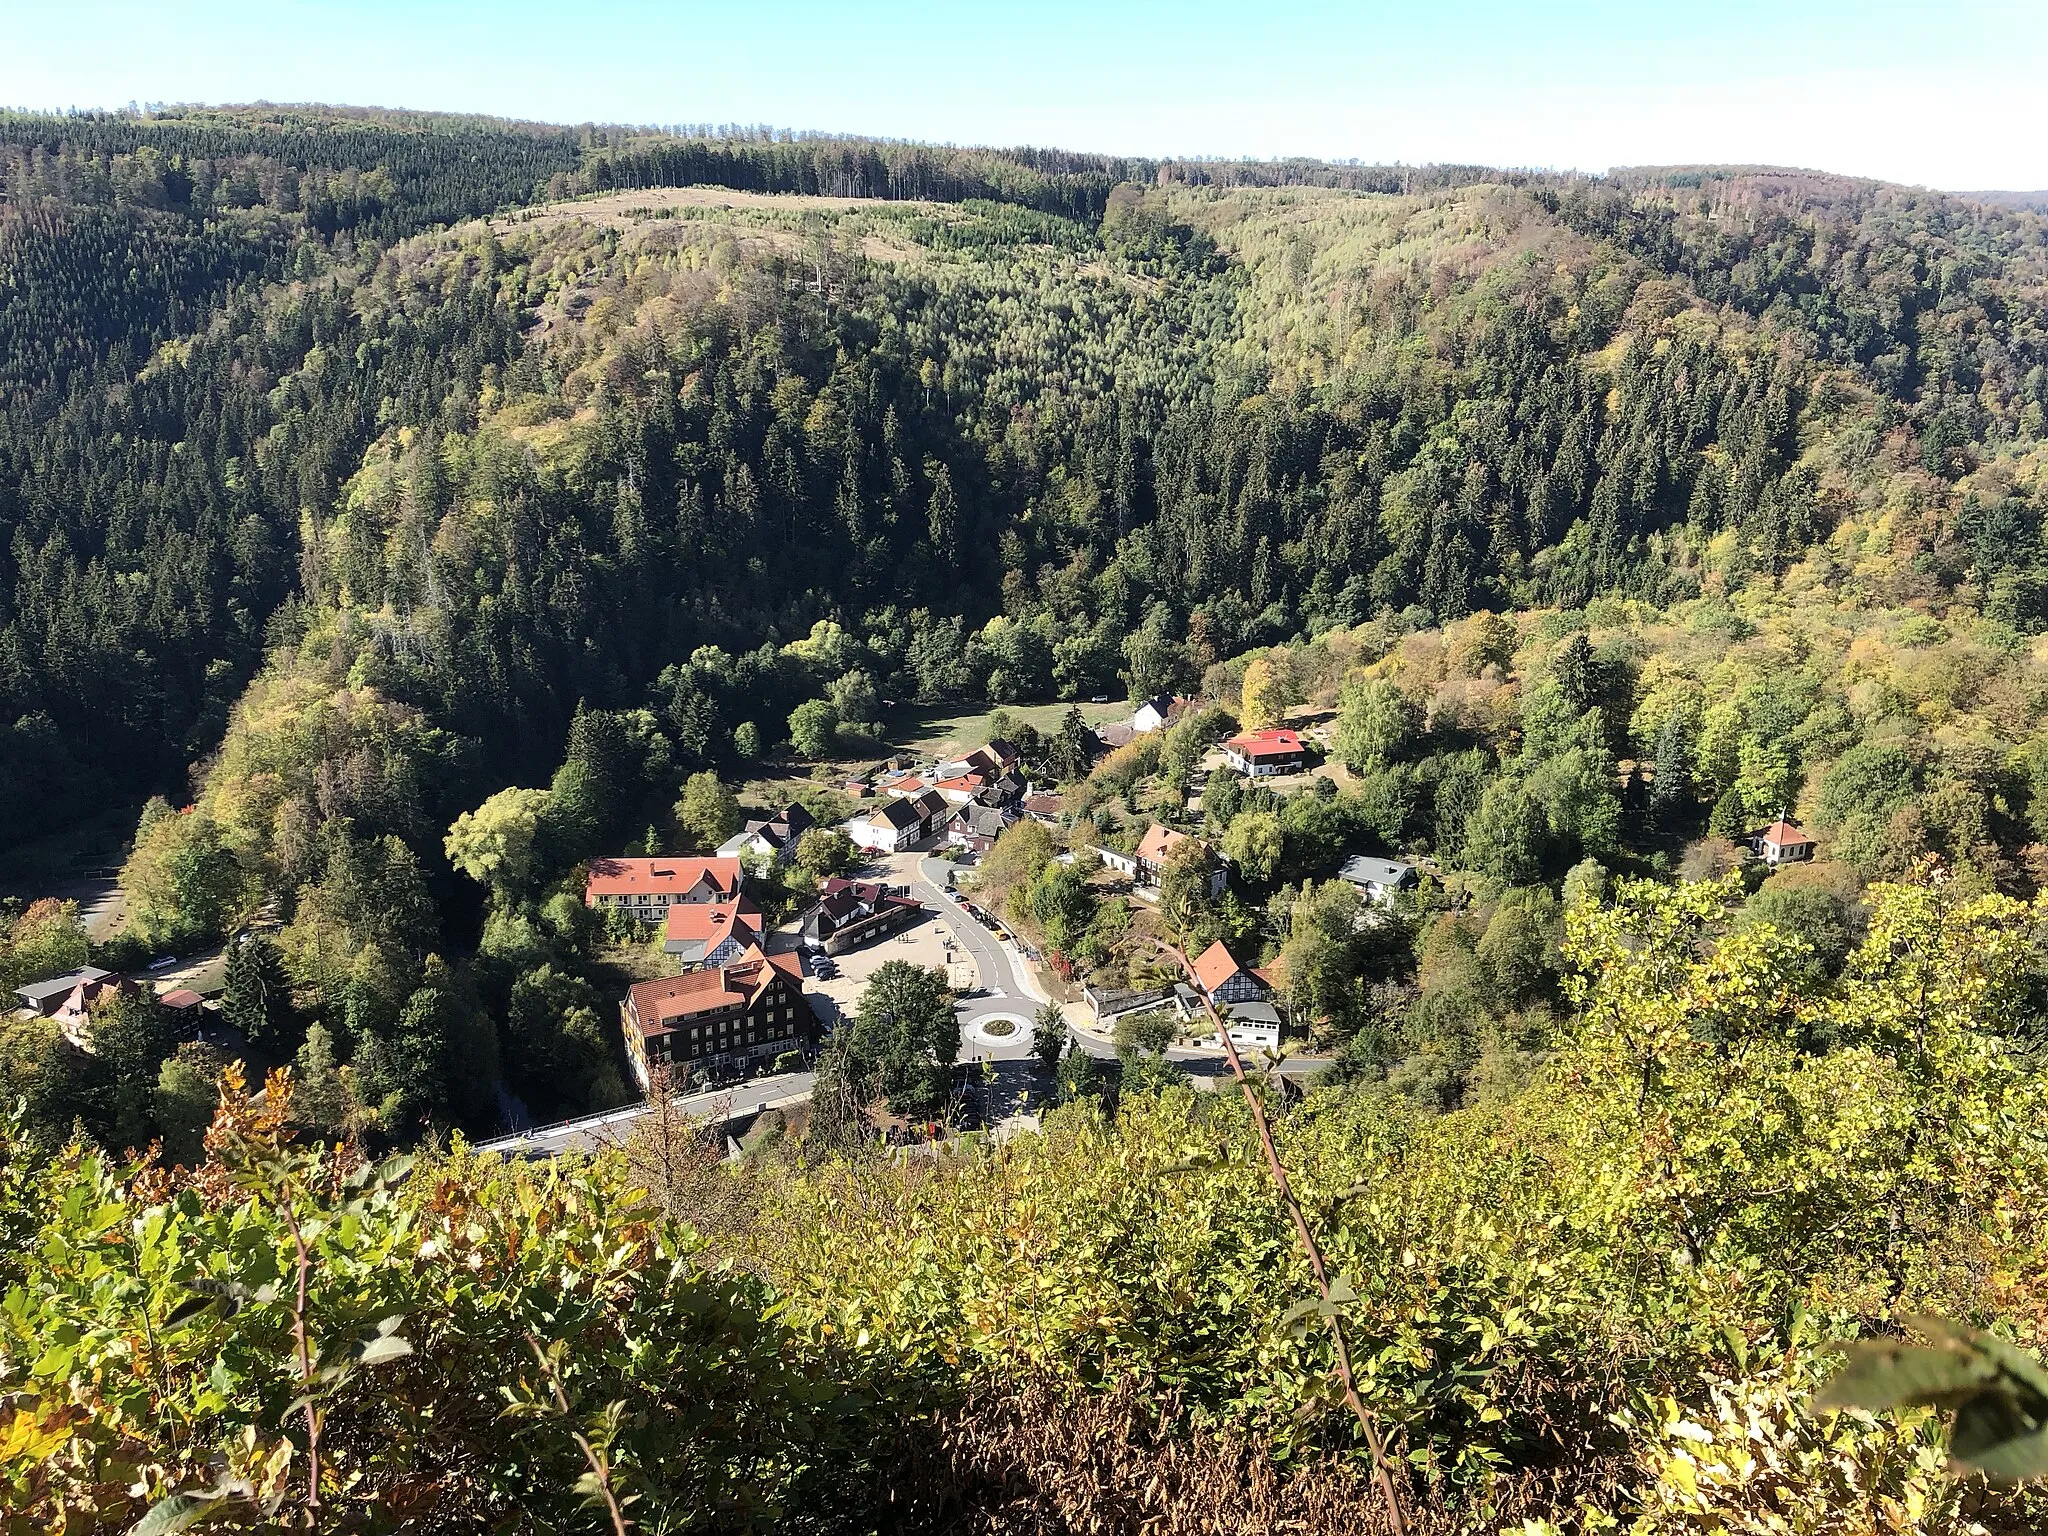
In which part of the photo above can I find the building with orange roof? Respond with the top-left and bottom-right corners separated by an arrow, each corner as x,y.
583,857 -> 743,918
1753,819 -> 1816,866
621,946 -> 811,1088
1095,823 -> 1228,897
1222,727 -> 1307,778
1190,939 -> 1270,1006
930,772 -> 989,805
661,895 -> 763,967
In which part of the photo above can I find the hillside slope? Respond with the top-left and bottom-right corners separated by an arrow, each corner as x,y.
3,111 -> 2046,852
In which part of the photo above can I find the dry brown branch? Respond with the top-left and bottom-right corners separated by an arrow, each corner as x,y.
1146,932 -> 1412,1536
525,1333 -> 631,1536
895,1377 -> 1454,1535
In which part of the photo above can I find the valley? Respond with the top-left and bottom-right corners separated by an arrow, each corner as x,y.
2,103 -> 2048,1533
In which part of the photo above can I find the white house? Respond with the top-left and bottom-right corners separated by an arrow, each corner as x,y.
1221,727 -> 1307,778
584,858 -> 744,917
1336,854 -> 1417,906
715,803 -> 816,864
1754,819 -> 1816,866
1199,1001 -> 1282,1053
1132,695 -> 1184,734
845,788 -> 949,853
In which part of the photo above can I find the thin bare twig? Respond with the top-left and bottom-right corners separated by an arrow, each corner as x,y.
1151,935 -> 1410,1536
526,1333 -> 632,1536
281,1208 -> 322,1524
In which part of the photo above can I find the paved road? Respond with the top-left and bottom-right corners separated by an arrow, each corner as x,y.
904,853 -> 1333,1096
477,1072 -> 816,1157
909,856 -> 1040,1055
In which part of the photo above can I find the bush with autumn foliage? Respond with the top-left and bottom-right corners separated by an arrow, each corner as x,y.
3,868 -> 2047,1532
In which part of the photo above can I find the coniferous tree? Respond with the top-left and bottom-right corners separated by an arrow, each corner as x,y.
221,934 -> 294,1048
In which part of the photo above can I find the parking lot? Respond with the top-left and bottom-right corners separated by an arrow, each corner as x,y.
796,907 -> 978,1029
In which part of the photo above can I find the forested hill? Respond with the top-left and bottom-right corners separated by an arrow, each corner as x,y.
1,103 -> 2045,859
12,106 -> 2048,1534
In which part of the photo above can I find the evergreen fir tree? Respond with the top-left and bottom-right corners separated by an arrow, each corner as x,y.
1650,711 -> 1692,811
222,934 -> 293,1047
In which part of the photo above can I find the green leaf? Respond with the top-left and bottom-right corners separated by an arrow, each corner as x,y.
1817,1340 -> 1999,1412
129,1492 -> 223,1536
1952,1399 -> 2048,1484
358,1334 -> 414,1366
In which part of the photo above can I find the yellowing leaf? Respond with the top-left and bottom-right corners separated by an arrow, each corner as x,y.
0,1406 -> 74,1464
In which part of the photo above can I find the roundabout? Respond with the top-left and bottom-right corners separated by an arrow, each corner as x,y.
963,1011 -> 1034,1051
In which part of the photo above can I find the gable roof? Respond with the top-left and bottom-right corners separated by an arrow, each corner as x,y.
815,878 -> 921,924
663,895 -> 763,950
1759,819 -> 1814,848
956,740 -> 1019,775
1136,823 -> 1197,864
956,803 -> 1013,837
868,798 -> 924,831
585,857 -> 742,899
1191,939 -> 1248,995
732,802 -> 816,847
626,946 -> 801,1035
1095,721 -> 1137,749
1226,727 -> 1305,757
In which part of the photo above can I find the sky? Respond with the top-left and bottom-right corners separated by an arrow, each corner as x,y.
6,0 -> 2048,190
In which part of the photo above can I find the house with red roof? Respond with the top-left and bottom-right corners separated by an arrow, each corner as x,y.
584,857 -> 743,919
621,946 -> 810,1088
930,772 -> 990,806
1753,819 -> 1816,866
1190,940 -> 1272,1006
1222,727 -> 1307,778
662,895 -> 764,968
1096,823 -> 1228,897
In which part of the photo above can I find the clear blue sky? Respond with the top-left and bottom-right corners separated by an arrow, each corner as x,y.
7,0 -> 2047,189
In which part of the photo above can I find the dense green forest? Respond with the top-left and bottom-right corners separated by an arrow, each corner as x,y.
4,104 -> 2048,1140
6,102 -> 2048,1533
4,106 -> 2044,848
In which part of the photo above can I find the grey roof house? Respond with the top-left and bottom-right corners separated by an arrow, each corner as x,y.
1336,854 -> 1417,905
14,966 -> 113,1016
